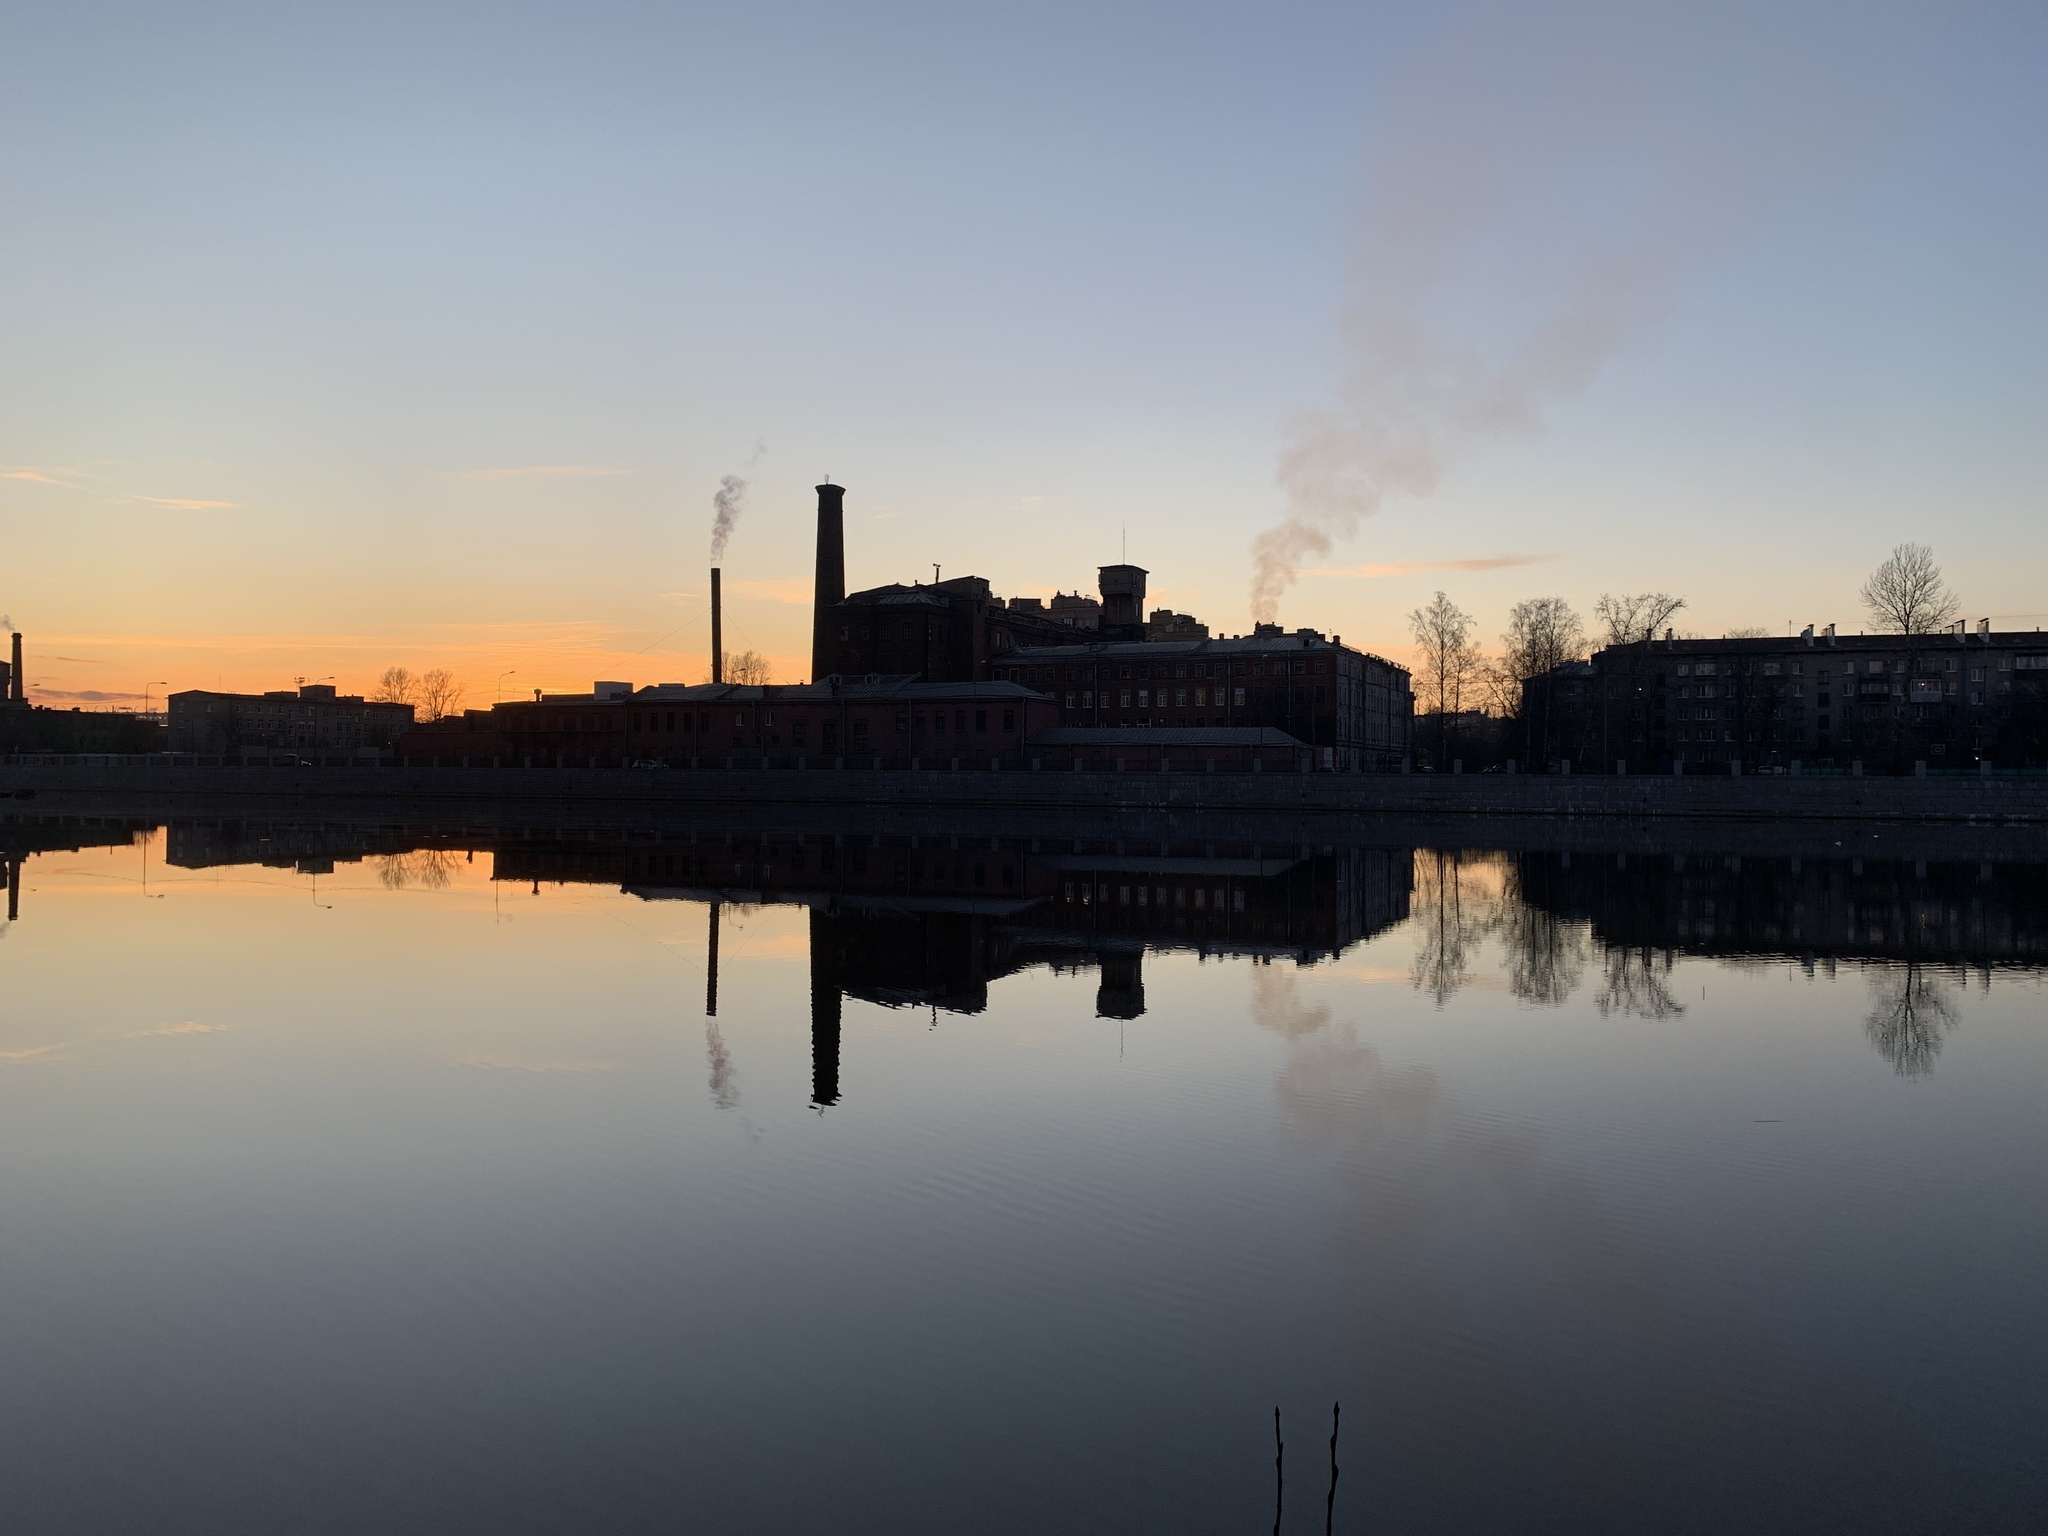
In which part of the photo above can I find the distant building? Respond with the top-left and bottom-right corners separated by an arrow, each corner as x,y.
994,624 -> 1413,771
396,675 -> 1057,767
168,684 -> 414,760
1522,623 -> 2048,770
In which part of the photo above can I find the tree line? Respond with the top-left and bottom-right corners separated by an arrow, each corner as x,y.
1406,542 -> 1961,768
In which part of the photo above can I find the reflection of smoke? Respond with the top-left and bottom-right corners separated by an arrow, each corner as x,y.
1594,946 -> 1686,1021
1253,2 -> 1915,622
1250,960 -> 1330,1040
710,475 -> 748,561
1275,1013 -> 1887,1527
1863,962 -> 1959,1078
705,1019 -> 739,1110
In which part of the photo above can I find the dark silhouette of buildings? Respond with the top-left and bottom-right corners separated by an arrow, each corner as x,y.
1523,624 -> 2048,772
168,683 -> 413,761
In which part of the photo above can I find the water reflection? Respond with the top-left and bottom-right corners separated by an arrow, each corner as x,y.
4,801 -> 2047,1530
8,806 -> 2047,1088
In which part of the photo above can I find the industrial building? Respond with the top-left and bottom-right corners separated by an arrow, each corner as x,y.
802,482 -> 1413,769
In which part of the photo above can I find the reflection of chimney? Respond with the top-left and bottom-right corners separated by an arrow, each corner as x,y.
811,483 -> 846,684
705,901 -> 721,1016
6,855 -> 18,922
1094,949 -> 1145,1019
809,907 -> 842,1107
710,569 -> 723,686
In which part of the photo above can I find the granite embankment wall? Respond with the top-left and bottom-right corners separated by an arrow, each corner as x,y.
3,759 -> 2045,823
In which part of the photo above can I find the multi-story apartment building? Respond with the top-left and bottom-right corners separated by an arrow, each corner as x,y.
168,684 -> 414,760
1524,623 -> 2048,770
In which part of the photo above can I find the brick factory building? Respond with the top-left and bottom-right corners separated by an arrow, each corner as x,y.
802,483 -> 1413,770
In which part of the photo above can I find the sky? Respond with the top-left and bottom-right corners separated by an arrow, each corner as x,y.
2,0 -> 2044,706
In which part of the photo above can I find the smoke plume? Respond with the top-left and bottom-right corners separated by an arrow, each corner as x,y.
710,474 -> 748,561
1252,0 -> 1918,623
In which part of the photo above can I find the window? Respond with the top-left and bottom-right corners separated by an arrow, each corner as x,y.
1175,689 -> 1186,707
851,720 -> 868,748
735,712 -> 747,727
974,710 -> 987,733
933,711 -> 947,733
1002,709 -> 1014,732
895,712 -> 908,735
1065,691 -> 1076,708
1234,687 -> 1246,705
666,712 -> 676,732
1138,689 -> 1150,707
1120,690 -> 1132,707
2015,656 -> 2048,671
792,721 -> 807,746
1175,665 -> 1187,679
1762,663 -> 1781,676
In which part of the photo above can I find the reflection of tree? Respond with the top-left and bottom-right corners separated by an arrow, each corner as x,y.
1409,851 -> 1507,1007
1498,875 -> 1590,1007
375,849 -> 456,890
1594,946 -> 1686,1021
1864,963 -> 1959,1078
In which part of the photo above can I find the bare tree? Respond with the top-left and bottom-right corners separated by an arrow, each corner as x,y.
1594,592 -> 1687,647
722,650 -> 773,686
1723,625 -> 1771,639
416,667 -> 465,721
1863,962 -> 1959,1077
1502,596 -> 1586,681
1408,591 -> 1478,768
372,665 -> 416,705
1497,597 -> 1585,759
1860,543 -> 1960,635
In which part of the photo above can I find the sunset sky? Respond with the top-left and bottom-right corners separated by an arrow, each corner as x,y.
3,1 -> 2044,708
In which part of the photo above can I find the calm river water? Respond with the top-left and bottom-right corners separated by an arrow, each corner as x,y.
0,806 -> 2043,1533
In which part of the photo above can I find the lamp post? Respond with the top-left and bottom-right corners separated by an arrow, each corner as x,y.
144,681 -> 168,717
496,670 -> 517,704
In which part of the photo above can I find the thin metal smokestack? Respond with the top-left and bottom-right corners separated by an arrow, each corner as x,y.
9,632 -> 21,703
710,569 -> 723,686
811,482 -> 845,684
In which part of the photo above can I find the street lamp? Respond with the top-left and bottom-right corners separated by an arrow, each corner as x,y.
144,681 -> 168,716
496,669 -> 517,704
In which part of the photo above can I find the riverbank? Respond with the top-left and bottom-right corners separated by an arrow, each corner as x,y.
3,758 -> 2045,824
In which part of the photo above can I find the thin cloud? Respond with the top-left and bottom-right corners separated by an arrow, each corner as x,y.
32,688 -> 141,702
1306,554 -> 1556,579
136,1022 -> 227,1037
443,1053 -> 617,1074
133,496 -> 238,510
463,465 -> 626,483
47,655 -> 102,664
3,467 -> 77,487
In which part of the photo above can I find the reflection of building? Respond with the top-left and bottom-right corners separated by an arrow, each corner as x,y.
169,684 -> 413,760
1516,849 -> 2048,968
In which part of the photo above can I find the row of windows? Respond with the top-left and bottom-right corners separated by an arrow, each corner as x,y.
1063,881 -> 1247,911
1004,656 -> 1350,685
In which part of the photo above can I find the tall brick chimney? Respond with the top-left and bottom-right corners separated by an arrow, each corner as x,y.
710,568 -> 723,685
811,482 -> 846,683
9,632 -> 21,704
